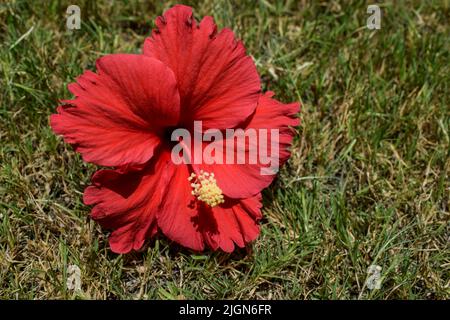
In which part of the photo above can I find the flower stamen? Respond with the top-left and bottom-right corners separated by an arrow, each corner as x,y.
188,170 -> 224,207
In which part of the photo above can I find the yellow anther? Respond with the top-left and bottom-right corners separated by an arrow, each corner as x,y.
188,171 -> 224,207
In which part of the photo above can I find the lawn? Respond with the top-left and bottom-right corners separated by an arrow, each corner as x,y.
0,0 -> 448,299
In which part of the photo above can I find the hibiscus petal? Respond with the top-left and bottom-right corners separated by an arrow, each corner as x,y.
83,151 -> 173,254
155,159 -> 263,252
143,5 -> 260,130
196,92 -> 300,198
239,194 -> 263,221
232,204 -> 261,243
84,148 -> 263,253
51,54 -> 180,167
156,161 -> 205,251
201,194 -> 262,252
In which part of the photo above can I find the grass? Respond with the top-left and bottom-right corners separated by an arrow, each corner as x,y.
0,0 -> 449,299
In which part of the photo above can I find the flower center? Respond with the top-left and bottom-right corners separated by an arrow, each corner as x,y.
188,170 -> 224,207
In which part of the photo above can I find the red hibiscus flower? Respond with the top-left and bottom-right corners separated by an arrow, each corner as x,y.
50,5 -> 300,253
